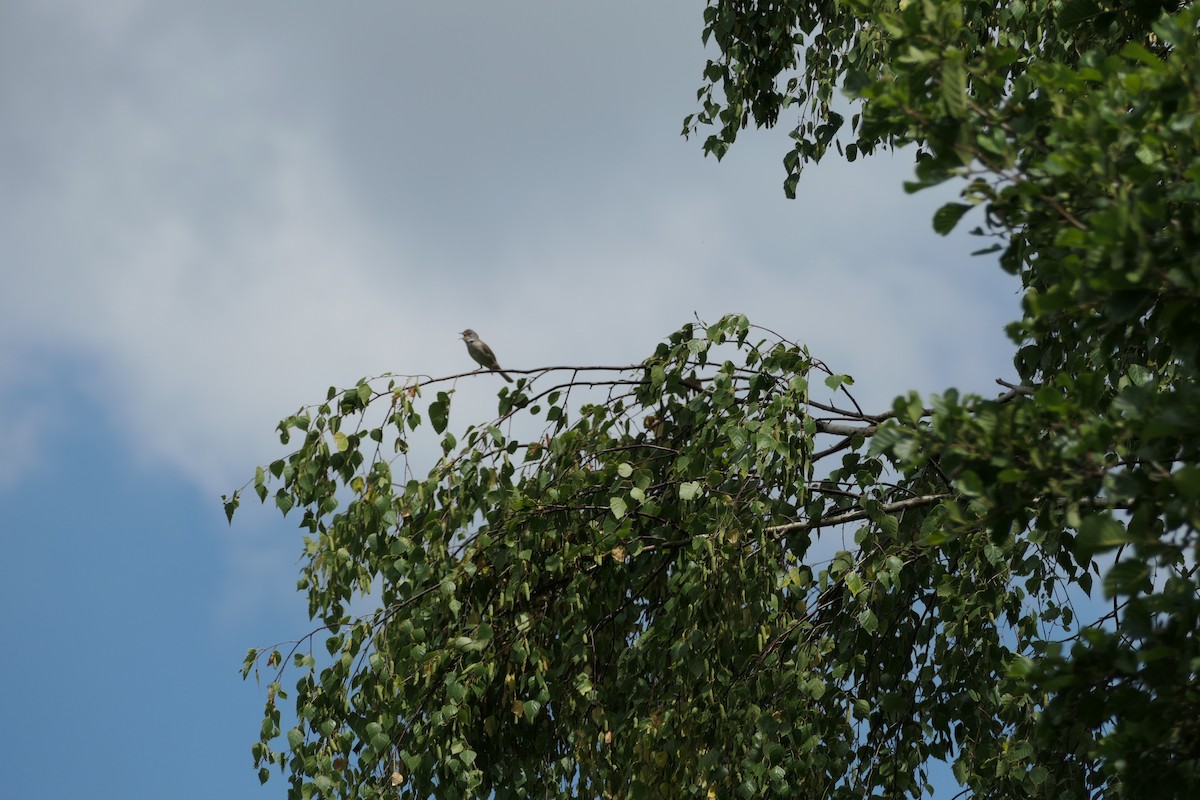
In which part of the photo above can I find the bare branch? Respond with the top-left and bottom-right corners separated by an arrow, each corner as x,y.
765,494 -> 953,535
996,378 -> 1036,403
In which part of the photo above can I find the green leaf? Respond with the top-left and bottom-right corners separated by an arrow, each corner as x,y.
430,393 -> 450,434
610,496 -> 628,519
452,636 -> 484,653
1077,514 -> 1130,555
932,202 -> 972,235
1007,655 -> 1035,678
222,491 -> 240,524
1060,0 -> 1102,28
1174,465 -> 1200,500
488,425 -> 504,446
1103,560 -> 1151,598
941,56 -> 968,118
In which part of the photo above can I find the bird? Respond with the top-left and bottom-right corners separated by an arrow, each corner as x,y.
460,329 -> 513,382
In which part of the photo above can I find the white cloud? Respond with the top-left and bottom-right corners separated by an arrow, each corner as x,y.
1,4 -> 431,493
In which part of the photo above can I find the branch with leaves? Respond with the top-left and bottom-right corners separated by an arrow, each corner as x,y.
230,313 -> 1145,800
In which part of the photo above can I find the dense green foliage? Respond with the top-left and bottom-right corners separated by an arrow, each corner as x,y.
229,1 -> 1200,797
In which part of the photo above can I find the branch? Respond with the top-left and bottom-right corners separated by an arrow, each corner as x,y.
765,494 -> 953,535
996,378 -> 1036,404
807,396 -> 891,422
812,436 -> 857,461
814,420 -> 877,437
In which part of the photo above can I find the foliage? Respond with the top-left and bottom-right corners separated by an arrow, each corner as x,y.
692,1 -> 1200,789
230,1 -> 1200,798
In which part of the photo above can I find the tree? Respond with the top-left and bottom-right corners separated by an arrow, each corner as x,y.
227,1 -> 1200,797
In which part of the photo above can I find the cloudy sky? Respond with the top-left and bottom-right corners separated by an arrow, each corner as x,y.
1,2 -> 1022,797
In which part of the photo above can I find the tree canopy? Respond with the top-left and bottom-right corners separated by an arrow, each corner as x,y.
228,1 -> 1200,797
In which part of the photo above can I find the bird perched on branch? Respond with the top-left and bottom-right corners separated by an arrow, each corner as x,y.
460,329 -> 513,382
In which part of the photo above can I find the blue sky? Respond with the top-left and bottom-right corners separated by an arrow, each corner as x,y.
1,2 -> 1024,797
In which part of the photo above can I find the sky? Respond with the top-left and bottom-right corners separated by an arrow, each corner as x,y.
0,2 -> 1023,797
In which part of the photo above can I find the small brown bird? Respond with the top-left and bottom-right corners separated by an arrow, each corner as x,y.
460,329 -> 513,382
